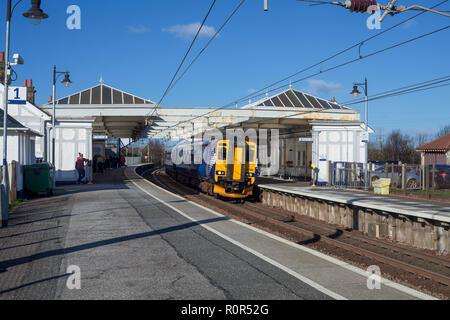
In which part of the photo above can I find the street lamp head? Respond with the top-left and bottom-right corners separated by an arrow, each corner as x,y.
22,0 -> 49,26
351,84 -> 361,97
12,53 -> 24,65
61,73 -> 72,87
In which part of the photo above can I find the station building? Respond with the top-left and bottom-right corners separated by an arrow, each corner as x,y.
2,78 -> 372,186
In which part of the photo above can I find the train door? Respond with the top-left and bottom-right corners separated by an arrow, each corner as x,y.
232,145 -> 244,181
215,141 -> 228,182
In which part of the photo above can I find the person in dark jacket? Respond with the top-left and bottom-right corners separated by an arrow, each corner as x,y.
97,156 -> 104,174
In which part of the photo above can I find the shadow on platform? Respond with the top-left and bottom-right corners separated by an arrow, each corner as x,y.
0,216 -> 230,270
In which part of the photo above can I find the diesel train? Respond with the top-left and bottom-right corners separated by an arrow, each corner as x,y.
164,139 -> 257,199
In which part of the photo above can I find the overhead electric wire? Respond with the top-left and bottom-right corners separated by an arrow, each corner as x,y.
340,75 -> 450,105
230,0 -> 449,107
147,0 -> 217,119
344,77 -> 450,106
235,76 -> 450,128
152,23 -> 449,137
168,0 -> 247,93
373,82 -> 450,99
163,80 -> 450,138
241,24 -> 450,106
296,0 -> 450,16
150,0 -> 448,137
147,0 -> 246,122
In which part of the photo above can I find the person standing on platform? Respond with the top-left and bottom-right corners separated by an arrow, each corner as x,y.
75,153 -> 89,184
105,156 -> 110,170
97,156 -> 104,174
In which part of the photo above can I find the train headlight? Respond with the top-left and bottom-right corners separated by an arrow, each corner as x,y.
246,172 -> 254,177
216,171 -> 225,175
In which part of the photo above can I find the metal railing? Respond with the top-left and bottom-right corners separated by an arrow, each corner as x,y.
332,162 -> 364,189
330,161 -> 450,191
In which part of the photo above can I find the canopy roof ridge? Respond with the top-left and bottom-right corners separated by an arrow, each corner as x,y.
249,87 -> 350,110
50,82 -> 155,106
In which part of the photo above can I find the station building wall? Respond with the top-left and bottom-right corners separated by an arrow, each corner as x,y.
7,103 -> 49,159
312,124 -> 368,184
49,121 -> 94,184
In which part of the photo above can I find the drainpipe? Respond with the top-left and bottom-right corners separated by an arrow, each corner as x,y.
43,120 -> 51,162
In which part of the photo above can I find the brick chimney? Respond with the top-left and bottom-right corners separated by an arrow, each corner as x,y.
26,79 -> 36,105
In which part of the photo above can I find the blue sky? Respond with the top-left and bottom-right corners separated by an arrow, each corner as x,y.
1,0 -> 449,141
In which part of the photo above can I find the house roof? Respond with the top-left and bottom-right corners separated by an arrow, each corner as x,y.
0,112 -> 42,136
416,133 -> 450,152
0,112 -> 27,129
50,83 -> 154,105
246,88 -> 350,110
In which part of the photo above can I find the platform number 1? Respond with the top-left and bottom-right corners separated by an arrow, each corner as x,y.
13,88 -> 19,100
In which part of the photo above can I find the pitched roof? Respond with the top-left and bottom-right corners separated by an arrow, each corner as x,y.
0,112 -> 27,129
248,88 -> 350,110
416,133 -> 450,152
51,83 -> 154,105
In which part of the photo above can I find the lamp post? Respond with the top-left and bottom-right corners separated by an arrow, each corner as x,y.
1,0 -> 48,227
51,66 -> 71,189
351,78 -> 369,191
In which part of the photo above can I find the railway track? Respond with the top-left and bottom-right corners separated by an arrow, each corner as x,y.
144,168 -> 450,299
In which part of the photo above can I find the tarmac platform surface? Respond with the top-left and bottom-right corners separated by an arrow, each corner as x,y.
0,168 -> 436,299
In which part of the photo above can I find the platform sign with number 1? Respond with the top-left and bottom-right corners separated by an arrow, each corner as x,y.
8,87 -> 27,105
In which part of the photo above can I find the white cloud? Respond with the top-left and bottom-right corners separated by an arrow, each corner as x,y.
162,22 -> 216,40
402,19 -> 418,29
306,79 -> 342,95
127,25 -> 150,33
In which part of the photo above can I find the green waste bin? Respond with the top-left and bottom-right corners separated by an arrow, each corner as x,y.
23,163 -> 54,196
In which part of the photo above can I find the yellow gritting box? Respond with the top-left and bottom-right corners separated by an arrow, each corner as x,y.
372,178 -> 391,195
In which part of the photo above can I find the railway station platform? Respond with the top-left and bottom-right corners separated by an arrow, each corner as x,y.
256,180 -> 450,253
257,181 -> 450,222
0,167 -> 435,299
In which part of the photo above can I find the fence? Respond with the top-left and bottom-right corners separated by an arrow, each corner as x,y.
124,156 -> 142,166
0,161 -> 18,204
330,161 -> 450,192
331,162 -> 364,189
274,166 -> 311,181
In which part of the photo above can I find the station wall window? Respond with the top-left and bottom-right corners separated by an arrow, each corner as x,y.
298,151 -> 306,166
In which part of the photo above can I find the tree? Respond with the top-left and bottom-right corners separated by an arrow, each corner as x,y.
145,140 -> 165,165
436,125 -> 450,138
368,141 -> 383,161
415,132 -> 428,147
383,130 -> 420,163
368,130 -> 421,164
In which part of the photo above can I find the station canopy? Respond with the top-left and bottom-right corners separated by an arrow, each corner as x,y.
250,89 -> 349,110
41,83 -> 156,139
40,83 -> 360,140
148,88 -> 358,139
54,83 -> 154,105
